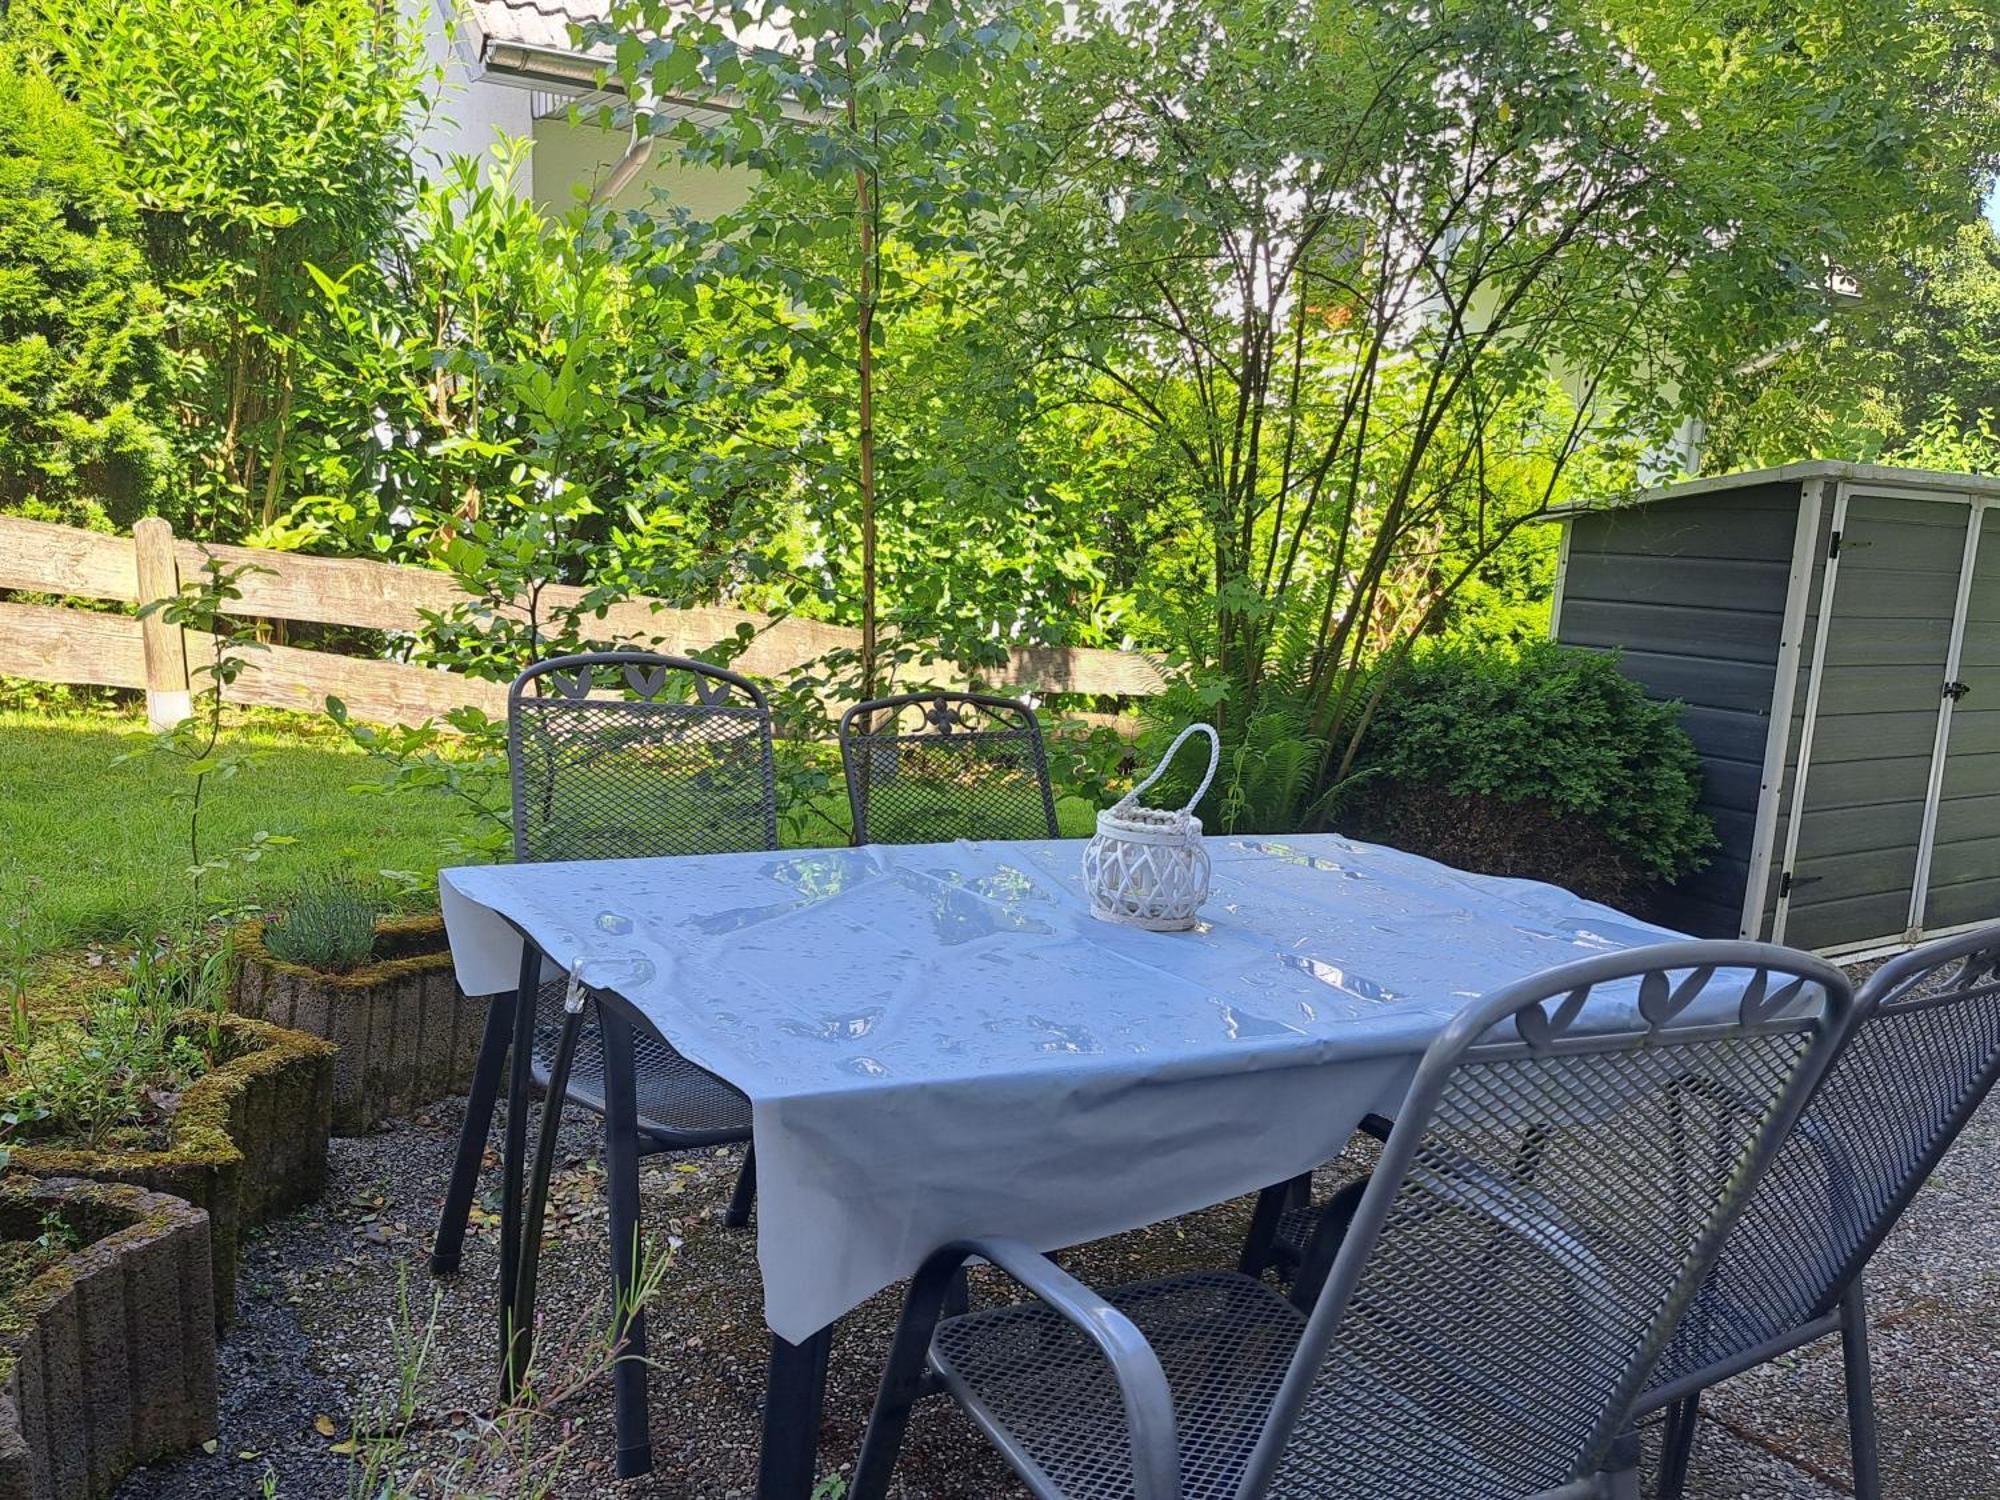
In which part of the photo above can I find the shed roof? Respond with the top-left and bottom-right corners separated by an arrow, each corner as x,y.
1550,460 -> 2000,519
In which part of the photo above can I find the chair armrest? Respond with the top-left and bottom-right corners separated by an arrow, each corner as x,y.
948,1237 -> 1183,1500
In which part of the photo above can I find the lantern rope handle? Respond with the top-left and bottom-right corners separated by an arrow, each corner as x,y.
1118,722 -> 1221,815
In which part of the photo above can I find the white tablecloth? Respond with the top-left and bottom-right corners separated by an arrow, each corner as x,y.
439,834 -> 1677,1341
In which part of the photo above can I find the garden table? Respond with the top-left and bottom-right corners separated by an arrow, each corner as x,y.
437,833 -> 1679,1495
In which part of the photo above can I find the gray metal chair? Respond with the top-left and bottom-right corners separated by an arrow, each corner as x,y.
838,690 -> 1059,845
431,651 -> 778,1286
1639,922 -> 2000,1499
850,942 -> 1854,1500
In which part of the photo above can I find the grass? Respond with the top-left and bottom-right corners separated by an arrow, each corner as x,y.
0,707 -> 478,956
1,705 -> 1106,961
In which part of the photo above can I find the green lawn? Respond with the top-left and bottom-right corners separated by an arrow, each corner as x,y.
0,708 -> 480,955
0,707 -> 1104,958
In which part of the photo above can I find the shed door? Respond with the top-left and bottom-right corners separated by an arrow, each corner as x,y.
1920,503 -> 2000,933
1778,493 -> 1973,950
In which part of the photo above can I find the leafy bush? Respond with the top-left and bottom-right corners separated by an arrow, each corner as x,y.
0,932 -> 228,1154
1345,642 -> 1717,888
263,878 -> 380,973
0,63 -> 168,527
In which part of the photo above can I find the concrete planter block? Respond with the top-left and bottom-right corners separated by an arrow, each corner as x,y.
10,1013 -> 335,1321
0,1176 -> 216,1500
233,914 -> 487,1136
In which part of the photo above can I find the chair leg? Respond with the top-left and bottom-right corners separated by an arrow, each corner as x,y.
725,1141 -> 757,1229
1238,1178 -> 1296,1278
600,1003 -> 654,1479
852,1247 -> 973,1500
1658,1393 -> 1701,1500
1601,1427 -> 1642,1500
431,976 -> 519,1275
1842,1281 -> 1882,1500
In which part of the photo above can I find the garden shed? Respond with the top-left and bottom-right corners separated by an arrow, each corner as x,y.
1551,460 -> 2000,955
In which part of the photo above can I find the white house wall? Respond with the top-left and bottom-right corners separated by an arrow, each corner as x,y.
402,0 -> 537,197
530,115 -> 754,217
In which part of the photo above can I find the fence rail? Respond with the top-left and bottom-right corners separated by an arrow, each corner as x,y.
0,516 -> 1163,730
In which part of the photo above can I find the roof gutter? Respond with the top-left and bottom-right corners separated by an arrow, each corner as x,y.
481,40 -> 826,123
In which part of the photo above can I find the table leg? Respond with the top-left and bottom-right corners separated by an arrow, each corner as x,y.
599,1002 -> 654,1478
757,1325 -> 833,1500
498,942 -> 540,1400
513,1000 -> 585,1391
430,979 -> 517,1275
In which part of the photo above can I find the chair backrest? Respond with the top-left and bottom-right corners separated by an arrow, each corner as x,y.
837,691 -> 1058,846
1647,921 -> 2000,1398
509,651 -> 778,863
1240,941 -> 1854,1500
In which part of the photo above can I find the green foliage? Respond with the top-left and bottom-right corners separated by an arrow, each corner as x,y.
0,63 -> 168,527
1897,402 -> 2000,475
612,0 -> 1075,697
1350,643 -> 1717,882
327,700 -> 514,867
1702,220 -> 2000,471
0,931 -> 227,1154
15,0 -> 431,537
117,555 -> 294,906
263,878 -> 380,973
1017,0 -> 2000,788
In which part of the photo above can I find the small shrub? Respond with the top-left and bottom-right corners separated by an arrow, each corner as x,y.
263,879 -> 381,973
1345,642 -> 1717,889
1,989 -> 208,1152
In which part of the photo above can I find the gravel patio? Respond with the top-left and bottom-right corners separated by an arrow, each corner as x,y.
109,1041 -> 2000,1500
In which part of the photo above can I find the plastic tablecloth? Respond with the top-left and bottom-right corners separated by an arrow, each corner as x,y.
439,834 -> 1678,1341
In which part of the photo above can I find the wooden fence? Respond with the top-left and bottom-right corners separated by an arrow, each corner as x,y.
0,516 -> 1163,731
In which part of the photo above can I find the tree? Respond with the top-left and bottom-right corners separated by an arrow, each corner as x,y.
607,0 -> 1059,698
0,64 -> 167,528
16,0 -> 431,540
1018,0 -> 2000,818
1701,219 -> 2000,471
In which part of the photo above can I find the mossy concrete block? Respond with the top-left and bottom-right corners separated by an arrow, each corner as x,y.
0,1176 -> 215,1500
10,1014 -> 334,1321
234,914 -> 488,1135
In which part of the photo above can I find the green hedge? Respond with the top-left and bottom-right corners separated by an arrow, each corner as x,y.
1345,642 -> 1716,901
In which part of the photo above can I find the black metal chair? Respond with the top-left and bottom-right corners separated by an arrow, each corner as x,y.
431,651 -> 778,1287
838,690 -> 1059,845
849,942 -> 1854,1500
1636,922 -> 2000,1499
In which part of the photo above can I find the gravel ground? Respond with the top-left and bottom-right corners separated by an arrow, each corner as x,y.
111,1069 -> 2000,1499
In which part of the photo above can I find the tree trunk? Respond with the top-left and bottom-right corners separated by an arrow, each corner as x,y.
853,124 -> 879,703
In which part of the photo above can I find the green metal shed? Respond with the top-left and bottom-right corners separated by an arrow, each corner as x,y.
1552,460 -> 2000,955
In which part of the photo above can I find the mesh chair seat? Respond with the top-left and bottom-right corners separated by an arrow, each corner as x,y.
530,979 -> 751,1145
1270,1206 -> 1317,1269
933,1270 -> 1547,1500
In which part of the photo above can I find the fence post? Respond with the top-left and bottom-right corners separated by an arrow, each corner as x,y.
132,517 -> 191,731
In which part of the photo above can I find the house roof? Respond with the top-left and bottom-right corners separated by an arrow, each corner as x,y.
458,0 -> 814,122
466,0 -> 616,57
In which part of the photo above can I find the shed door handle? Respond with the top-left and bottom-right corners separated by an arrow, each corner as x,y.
1945,680 -> 1973,702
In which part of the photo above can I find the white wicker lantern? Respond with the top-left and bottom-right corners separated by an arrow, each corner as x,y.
1082,723 -> 1220,931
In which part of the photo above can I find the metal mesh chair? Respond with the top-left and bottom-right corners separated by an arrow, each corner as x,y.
510,651 -> 776,1161
1639,923 -> 2000,1499
849,942 -> 1854,1500
838,691 -> 1058,846
432,652 -> 776,1292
